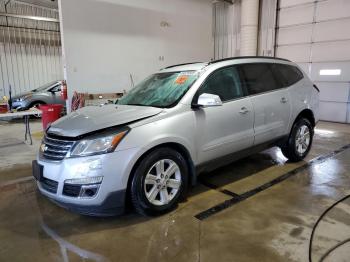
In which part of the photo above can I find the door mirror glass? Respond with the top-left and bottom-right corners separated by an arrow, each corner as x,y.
197,93 -> 223,107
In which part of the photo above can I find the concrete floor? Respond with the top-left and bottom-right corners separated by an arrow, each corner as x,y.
0,119 -> 350,262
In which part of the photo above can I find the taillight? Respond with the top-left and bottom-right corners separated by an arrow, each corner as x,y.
313,84 -> 320,92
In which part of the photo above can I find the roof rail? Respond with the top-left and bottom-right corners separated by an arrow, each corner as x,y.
163,62 -> 203,70
208,56 -> 291,64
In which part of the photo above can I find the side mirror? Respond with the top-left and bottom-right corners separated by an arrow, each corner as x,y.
195,93 -> 223,107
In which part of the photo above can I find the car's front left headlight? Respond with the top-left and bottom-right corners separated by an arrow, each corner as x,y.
70,130 -> 128,157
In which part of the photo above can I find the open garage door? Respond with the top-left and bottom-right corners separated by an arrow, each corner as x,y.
275,0 -> 350,123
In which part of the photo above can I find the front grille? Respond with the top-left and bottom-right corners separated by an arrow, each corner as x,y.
41,177 -> 58,194
42,134 -> 75,161
63,184 -> 81,197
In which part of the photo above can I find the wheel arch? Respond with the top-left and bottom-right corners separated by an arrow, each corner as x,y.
125,142 -> 196,206
292,108 -> 316,129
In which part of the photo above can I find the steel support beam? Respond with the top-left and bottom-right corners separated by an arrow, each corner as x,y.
0,12 -> 59,23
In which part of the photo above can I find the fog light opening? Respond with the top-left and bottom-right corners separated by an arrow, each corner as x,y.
79,184 -> 100,198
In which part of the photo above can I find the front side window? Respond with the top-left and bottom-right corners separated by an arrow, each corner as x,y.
117,71 -> 199,108
196,66 -> 244,102
239,63 -> 280,95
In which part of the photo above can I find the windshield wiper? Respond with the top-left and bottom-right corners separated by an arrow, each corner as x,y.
124,103 -> 147,106
125,103 -> 163,108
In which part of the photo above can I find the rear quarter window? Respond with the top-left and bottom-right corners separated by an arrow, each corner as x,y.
272,64 -> 304,87
239,63 -> 280,95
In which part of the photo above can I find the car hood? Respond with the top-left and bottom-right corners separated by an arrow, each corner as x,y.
48,104 -> 163,137
11,91 -> 33,100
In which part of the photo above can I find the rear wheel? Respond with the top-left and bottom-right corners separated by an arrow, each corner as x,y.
281,118 -> 313,162
130,147 -> 188,216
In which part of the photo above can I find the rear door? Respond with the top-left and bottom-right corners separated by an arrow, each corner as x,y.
194,66 -> 255,164
239,63 -> 291,145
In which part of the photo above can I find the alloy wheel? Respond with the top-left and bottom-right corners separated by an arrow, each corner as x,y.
144,159 -> 182,206
295,124 -> 310,155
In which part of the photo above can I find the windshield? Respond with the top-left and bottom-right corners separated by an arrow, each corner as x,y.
32,81 -> 59,92
117,71 -> 199,108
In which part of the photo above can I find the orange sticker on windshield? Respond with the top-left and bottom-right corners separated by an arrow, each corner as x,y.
175,75 -> 189,84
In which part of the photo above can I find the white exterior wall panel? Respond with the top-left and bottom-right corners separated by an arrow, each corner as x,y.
276,44 -> 311,63
312,41 -> 350,62
316,82 -> 350,103
319,101 -> 348,123
316,0 -> 350,22
313,18 -> 350,42
279,0 -> 314,8
278,4 -> 314,27
277,25 -> 312,45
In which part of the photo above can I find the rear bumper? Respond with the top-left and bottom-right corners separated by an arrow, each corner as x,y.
43,189 -> 126,217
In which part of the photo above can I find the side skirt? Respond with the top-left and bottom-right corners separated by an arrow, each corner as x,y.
195,135 -> 288,175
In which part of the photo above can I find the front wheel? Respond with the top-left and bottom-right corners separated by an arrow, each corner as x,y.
281,118 -> 314,162
130,147 -> 188,216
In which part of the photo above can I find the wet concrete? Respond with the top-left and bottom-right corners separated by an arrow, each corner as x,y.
0,121 -> 350,261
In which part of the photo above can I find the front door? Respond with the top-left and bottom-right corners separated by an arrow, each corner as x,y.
194,66 -> 255,164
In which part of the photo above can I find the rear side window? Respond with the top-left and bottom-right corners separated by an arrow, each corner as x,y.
273,64 -> 304,87
239,63 -> 280,95
197,66 -> 244,102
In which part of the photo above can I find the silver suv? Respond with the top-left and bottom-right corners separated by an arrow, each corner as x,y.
33,57 -> 320,216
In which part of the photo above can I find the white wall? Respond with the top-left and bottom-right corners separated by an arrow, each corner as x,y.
59,0 -> 213,101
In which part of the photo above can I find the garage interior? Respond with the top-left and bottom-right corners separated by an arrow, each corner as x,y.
0,0 -> 350,261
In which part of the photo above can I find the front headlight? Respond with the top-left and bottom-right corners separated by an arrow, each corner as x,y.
70,131 -> 128,157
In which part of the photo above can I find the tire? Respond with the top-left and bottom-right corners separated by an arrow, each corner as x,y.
281,118 -> 314,162
130,147 -> 189,216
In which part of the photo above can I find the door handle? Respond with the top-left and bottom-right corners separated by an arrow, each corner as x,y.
239,107 -> 249,114
281,97 -> 288,103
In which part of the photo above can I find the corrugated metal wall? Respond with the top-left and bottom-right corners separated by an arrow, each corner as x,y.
258,0 -> 277,56
213,1 -> 241,60
0,0 -> 62,97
